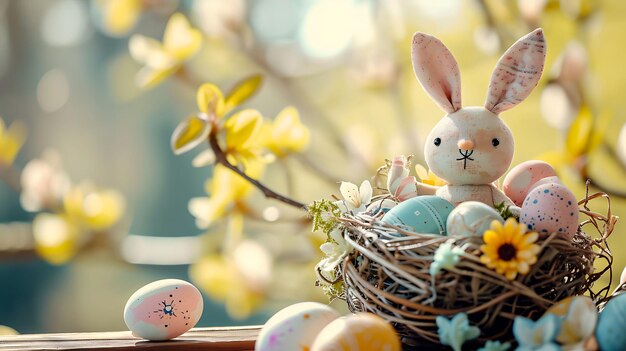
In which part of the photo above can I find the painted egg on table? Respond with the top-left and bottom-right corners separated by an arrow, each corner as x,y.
446,201 -> 504,237
255,302 -> 340,351
503,160 -> 558,206
520,182 -> 579,240
381,196 -> 454,235
311,313 -> 401,351
597,293 -> 626,351
124,279 -> 203,341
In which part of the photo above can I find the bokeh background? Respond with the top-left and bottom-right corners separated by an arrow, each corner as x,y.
1,0 -> 626,334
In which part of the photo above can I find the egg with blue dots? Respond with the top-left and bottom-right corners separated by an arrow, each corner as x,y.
124,279 -> 203,341
519,182 -> 578,240
503,160 -> 558,206
381,196 -> 454,235
446,201 -> 504,237
596,293 -> 626,351
255,302 -> 340,351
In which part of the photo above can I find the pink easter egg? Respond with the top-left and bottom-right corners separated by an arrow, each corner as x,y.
124,279 -> 203,341
503,160 -> 558,206
520,182 -> 579,240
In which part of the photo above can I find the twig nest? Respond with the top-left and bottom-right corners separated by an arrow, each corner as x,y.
332,191 -> 614,349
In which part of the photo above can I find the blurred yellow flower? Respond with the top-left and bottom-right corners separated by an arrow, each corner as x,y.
0,325 -> 18,335
0,117 -> 26,166
33,213 -> 79,265
63,183 -> 126,231
129,13 -> 202,88
415,164 -> 447,186
261,106 -> 310,157
188,162 -> 264,228
95,0 -> 142,37
189,238 -> 272,319
480,219 -> 541,280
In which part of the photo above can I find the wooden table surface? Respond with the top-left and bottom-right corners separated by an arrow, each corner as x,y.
0,326 -> 260,351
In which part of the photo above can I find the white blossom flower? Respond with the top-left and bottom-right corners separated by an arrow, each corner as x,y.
318,228 -> 353,274
335,180 -> 372,214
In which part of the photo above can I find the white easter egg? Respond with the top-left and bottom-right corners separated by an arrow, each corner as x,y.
503,160 -> 557,206
520,182 -> 579,240
255,302 -> 340,351
124,279 -> 203,341
446,201 -> 504,237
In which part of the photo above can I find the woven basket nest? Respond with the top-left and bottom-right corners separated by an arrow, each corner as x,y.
319,186 -> 618,350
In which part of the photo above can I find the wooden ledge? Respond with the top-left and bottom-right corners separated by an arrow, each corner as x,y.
0,326 -> 260,351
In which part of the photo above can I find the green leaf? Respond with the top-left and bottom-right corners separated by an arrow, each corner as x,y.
171,114 -> 210,155
308,199 -> 341,234
224,75 -> 263,114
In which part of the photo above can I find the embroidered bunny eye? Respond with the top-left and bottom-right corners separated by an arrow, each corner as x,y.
492,138 -> 500,147
434,137 -> 441,146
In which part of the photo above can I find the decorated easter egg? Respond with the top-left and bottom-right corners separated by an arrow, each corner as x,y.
366,198 -> 398,215
311,313 -> 401,351
255,302 -> 340,351
124,279 -> 203,341
520,182 -> 579,239
597,293 -> 626,351
381,196 -> 454,235
446,201 -> 504,237
503,160 -> 558,206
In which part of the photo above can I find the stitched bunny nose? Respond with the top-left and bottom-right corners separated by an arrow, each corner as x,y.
457,139 -> 474,151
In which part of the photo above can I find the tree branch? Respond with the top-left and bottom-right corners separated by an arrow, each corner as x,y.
208,131 -> 309,211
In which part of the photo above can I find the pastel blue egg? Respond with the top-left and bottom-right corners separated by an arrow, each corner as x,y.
381,196 -> 454,235
597,293 -> 626,351
446,201 -> 504,237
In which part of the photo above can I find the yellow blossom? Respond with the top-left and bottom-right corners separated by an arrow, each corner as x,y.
63,183 -> 126,231
33,213 -> 79,265
224,109 -> 268,167
415,164 -> 447,186
0,117 -> 26,166
189,235 -> 272,319
95,0 -> 142,37
480,218 -> 541,280
171,76 -> 263,157
188,162 -> 264,228
261,106 -> 310,157
129,13 -> 202,88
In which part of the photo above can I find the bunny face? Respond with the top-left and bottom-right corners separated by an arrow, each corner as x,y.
424,106 -> 514,185
412,29 -> 546,187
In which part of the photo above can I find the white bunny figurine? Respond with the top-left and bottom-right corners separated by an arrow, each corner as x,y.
411,28 -> 546,207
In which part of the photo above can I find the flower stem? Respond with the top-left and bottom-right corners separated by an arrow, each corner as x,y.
208,130 -> 308,211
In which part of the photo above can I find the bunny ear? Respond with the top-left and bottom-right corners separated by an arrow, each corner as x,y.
485,28 -> 546,114
412,32 -> 462,113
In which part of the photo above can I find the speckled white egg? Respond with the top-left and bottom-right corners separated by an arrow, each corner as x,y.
310,313 -> 401,351
520,182 -> 579,239
503,160 -> 558,206
446,201 -> 504,237
255,302 -> 340,351
124,279 -> 203,341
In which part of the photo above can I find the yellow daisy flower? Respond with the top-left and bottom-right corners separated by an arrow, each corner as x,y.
415,164 -> 447,186
480,218 -> 541,280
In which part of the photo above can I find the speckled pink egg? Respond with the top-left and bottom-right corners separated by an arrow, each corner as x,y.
124,279 -> 203,341
503,160 -> 558,206
520,182 -> 579,240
